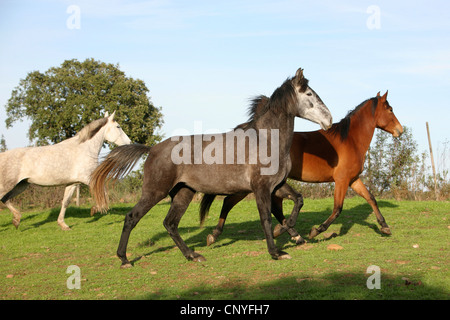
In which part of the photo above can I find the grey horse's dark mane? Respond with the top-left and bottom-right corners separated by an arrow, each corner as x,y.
76,117 -> 108,143
238,76 -> 308,130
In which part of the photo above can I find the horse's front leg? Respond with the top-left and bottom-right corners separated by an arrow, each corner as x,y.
272,183 -> 305,244
254,187 -> 291,260
58,184 -> 78,230
164,187 -> 206,262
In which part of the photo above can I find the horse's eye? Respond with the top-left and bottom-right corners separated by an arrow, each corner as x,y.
306,92 -> 312,96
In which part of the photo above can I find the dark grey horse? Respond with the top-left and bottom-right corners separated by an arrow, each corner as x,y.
90,68 -> 332,267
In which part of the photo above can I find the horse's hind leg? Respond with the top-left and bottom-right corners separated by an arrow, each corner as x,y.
57,184 -> 77,230
206,193 -> 247,246
164,187 -> 205,262
1,179 -> 30,229
350,178 -> 391,235
4,201 -> 21,229
117,190 -> 167,268
309,180 -> 347,239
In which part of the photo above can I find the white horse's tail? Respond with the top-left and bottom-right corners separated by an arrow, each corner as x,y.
89,144 -> 151,212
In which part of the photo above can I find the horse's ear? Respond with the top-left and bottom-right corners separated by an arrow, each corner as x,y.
110,111 -> 116,120
382,90 -> 388,100
295,68 -> 304,80
104,111 -> 109,118
376,92 -> 381,97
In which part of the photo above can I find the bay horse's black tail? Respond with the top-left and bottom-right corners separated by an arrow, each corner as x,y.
90,144 -> 151,213
199,194 -> 216,226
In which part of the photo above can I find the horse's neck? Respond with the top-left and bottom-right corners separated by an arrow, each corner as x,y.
256,107 -> 295,156
79,126 -> 106,159
348,105 -> 377,153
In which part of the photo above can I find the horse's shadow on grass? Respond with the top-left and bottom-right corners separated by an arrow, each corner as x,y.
137,270 -> 448,300
0,204 -> 134,231
1,199 -> 171,231
130,199 -> 398,263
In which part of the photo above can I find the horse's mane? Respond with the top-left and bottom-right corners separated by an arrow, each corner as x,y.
238,76 -> 308,130
234,95 -> 269,130
76,117 -> 108,143
328,97 -> 378,141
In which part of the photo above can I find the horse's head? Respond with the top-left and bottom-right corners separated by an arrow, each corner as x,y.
374,91 -> 403,137
291,68 -> 333,131
104,111 -> 132,146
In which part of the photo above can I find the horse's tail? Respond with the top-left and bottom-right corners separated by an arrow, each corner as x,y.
90,144 -> 151,212
199,194 -> 216,227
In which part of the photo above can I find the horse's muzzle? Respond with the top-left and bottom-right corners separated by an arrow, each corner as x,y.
320,118 -> 333,131
393,125 -> 404,137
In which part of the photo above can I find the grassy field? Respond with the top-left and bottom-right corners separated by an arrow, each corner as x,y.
0,197 -> 448,300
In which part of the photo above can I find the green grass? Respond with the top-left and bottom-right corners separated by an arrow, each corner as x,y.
0,197 -> 449,300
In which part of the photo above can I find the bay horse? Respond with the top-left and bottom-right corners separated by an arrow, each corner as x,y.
0,112 -> 131,230
89,68 -> 333,267
200,91 -> 403,245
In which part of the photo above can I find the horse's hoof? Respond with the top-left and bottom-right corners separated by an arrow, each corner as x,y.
193,256 -> 207,262
120,262 -> 133,269
59,223 -> 71,231
292,235 -> 306,245
273,224 -> 285,238
12,220 -> 20,229
206,234 -> 216,246
279,253 -> 292,260
309,227 -> 320,239
272,251 -> 291,260
189,253 -> 207,262
381,227 -> 392,235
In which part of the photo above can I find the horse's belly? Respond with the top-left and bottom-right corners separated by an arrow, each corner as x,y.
27,175 -> 73,186
23,162 -> 77,186
181,165 -> 253,194
299,172 -> 334,183
290,158 -> 334,183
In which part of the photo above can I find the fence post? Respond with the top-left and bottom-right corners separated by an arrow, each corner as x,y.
426,122 -> 438,200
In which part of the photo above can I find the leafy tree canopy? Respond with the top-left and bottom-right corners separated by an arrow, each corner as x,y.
363,126 -> 418,195
5,58 -> 163,146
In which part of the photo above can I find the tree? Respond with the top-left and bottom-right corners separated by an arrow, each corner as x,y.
5,58 -> 163,146
0,134 -> 7,152
363,126 -> 418,196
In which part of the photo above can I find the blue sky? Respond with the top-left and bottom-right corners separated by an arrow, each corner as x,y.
1,0 -> 449,170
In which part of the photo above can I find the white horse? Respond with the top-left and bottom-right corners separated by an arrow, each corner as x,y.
0,112 -> 131,230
